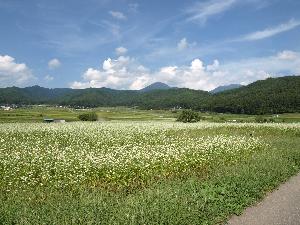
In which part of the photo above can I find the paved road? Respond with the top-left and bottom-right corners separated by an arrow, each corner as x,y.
227,173 -> 300,225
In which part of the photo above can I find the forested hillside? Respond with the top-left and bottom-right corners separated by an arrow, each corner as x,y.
0,76 -> 299,114
204,76 -> 300,114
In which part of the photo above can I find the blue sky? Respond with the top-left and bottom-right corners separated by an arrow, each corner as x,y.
0,0 -> 299,90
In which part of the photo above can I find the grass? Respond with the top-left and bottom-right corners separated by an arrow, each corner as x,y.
1,106 -> 300,123
95,107 -> 176,121
0,121 -> 299,224
0,106 -> 177,123
0,107 -> 79,122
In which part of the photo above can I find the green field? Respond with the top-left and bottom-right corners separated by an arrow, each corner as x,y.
0,107 -> 176,122
1,106 -> 300,123
0,120 -> 299,224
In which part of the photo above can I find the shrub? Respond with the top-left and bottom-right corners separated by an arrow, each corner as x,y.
78,112 -> 98,121
177,110 -> 201,123
255,116 -> 275,123
255,116 -> 265,123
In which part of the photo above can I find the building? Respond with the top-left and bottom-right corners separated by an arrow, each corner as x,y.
44,118 -> 66,123
54,119 -> 66,123
44,118 -> 54,123
0,106 -> 11,111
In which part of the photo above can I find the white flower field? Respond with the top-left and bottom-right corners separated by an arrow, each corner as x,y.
1,121 -> 298,192
0,121 -> 300,224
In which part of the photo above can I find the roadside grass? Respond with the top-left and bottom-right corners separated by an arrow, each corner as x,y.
0,122 -> 299,224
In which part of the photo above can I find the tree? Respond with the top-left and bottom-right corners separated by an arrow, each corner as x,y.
177,110 -> 201,123
78,112 -> 98,121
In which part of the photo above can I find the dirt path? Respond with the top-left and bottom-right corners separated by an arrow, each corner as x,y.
227,173 -> 300,225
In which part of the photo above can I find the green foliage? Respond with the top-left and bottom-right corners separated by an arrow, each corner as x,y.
255,116 -> 275,123
206,76 -> 300,114
177,110 -> 201,123
78,112 -> 98,121
255,116 -> 266,123
0,76 -> 299,115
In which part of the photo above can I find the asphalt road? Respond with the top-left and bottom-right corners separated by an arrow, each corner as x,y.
227,173 -> 300,225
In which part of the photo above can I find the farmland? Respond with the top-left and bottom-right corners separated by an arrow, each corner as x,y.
1,1 -> 300,224
1,106 -> 300,123
0,121 -> 300,224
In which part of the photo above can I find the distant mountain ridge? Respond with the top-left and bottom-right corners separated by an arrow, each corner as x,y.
140,82 -> 172,92
210,84 -> 243,93
0,76 -> 299,114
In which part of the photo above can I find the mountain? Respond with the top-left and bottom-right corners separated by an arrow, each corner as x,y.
140,82 -> 171,92
0,76 -> 299,114
210,84 -> 243,94
137,88 -> 209,109
203,76 -> 300,114
0,85 -> 73,104
58,87 -> 209,109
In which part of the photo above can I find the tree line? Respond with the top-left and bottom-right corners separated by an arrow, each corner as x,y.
0,76 -> 299,115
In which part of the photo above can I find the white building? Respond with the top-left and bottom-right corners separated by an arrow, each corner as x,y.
1,106 -> 11,111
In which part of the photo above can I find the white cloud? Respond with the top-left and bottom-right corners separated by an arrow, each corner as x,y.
70,57 -> 224,91
44,75 -> 54,81
48,58 -> 61,69
177,38 -> 188,51
160,66 -> 178,75
109,11 -> 127,20
277,50 -> 298,60
185,0 -> 273,24
71,50 -> 300,91
115,46 -> 128,55
206,59 -> 220,71
155,59 -> 217,91
186,0 -> 237,23
83,68 -> 103,81
154,52 -> 300,90
70,56 -> 148,89
129,75 -> 150,90
190,58 -> 205,71
0,55 -> 34,87
70,81 -> 89,89
102,58 -> 114,73
239,19 -> 300,41
219,51 -> 300,84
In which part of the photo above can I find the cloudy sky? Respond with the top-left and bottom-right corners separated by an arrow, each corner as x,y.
0,0 -> 299,91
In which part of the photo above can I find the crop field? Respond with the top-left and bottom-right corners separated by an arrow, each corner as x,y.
0,107 -> 176,123
1,107 -> 300,123
0,121 -> 300,224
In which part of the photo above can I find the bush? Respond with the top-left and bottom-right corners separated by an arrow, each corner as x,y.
255,116 -> 275,123
177,110 -> 201,123
78,112 -> 98,121
255,115 -> 265,123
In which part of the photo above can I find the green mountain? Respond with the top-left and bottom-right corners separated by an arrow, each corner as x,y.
203,76 -> 300,114
0,76 -> 299,114
210,84 -> 243,94
58,87 -> 209,109
0,85 -> 72,104
139,82 -> 172,92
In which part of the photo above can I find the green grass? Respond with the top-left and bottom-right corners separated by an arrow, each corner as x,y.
1,106 -> 300,123
0,107 -> 79,122
199,112 -> 300,123
95,107 -> 176,121
0,121 -> 299,224
0,106 -> 177,123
